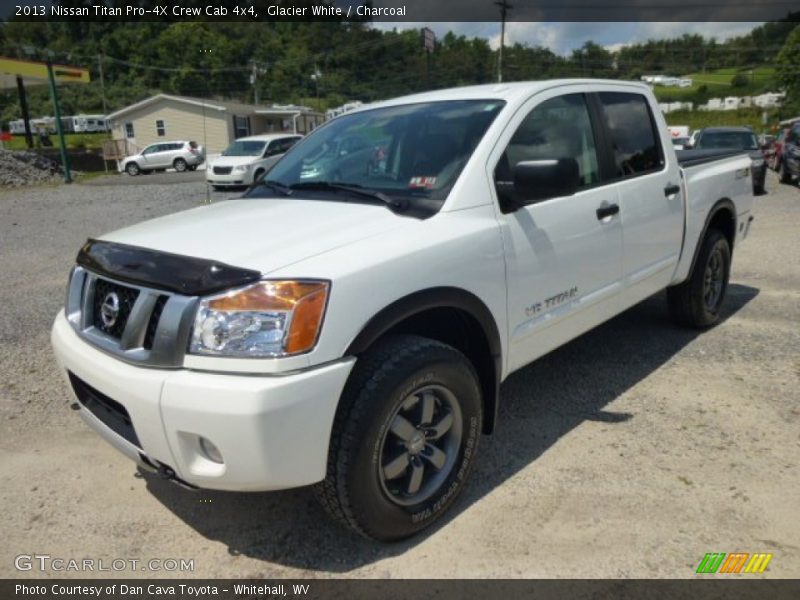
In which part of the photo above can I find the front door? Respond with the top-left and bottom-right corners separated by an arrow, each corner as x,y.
491,90 -> 624,373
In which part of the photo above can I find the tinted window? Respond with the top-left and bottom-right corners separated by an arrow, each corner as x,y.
223,141 -> 267,157
495,93 -> 601,192
251,99 -> 505,203
697,131 -> 758,150
598,92 -> 663,177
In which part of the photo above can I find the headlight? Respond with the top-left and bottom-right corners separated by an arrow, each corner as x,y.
189,280 -> 329,358
752,158 -> 765,167
234,165 -> 250,172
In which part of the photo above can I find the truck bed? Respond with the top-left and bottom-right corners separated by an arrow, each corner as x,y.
676,148 -> 749,168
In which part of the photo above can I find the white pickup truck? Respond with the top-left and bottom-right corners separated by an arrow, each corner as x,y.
52,80 -> 754,541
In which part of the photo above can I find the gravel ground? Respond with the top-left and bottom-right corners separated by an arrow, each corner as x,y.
0,173 -> 798,579
0,149 -> 64,187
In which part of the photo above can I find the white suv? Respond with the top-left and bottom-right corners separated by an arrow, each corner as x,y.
206,134 -> 302,189
121,141 -> 204,176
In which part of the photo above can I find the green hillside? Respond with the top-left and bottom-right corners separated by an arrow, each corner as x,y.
653,66 -> 779,102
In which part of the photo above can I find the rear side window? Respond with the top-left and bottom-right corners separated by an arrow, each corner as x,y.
598,92 -> 664,178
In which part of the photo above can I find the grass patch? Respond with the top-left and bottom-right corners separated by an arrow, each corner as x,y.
652,66 -> 778,103
664,108 -> 778,132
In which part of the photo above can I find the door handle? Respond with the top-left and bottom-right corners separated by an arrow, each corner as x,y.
596,204 -> 620,220
664,183 -> 681,197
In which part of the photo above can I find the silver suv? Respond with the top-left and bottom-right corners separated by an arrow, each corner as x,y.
121,141 -> 204,176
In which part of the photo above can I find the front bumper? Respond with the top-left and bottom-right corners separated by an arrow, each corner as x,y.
51,311 -> 354,491
205,168 -> 253,187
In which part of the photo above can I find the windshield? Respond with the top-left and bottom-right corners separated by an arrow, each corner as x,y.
698,131 -> 758,150
222,140 -> 267,157
246,99 -> 505,206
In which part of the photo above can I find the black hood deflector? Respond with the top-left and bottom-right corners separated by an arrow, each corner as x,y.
76,239 -> 262,296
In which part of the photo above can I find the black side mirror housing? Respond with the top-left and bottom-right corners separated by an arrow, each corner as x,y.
512,158 -> 581,206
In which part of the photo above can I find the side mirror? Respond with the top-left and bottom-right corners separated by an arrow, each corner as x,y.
513,158 -> 580,205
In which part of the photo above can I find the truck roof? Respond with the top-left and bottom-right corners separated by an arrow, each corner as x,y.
360,79 -> 653,111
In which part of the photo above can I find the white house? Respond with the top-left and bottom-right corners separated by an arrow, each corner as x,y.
106,94 -> 325,154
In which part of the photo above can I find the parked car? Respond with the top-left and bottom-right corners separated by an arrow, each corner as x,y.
692,127 -> 766,194
206,134 -> 302,190
777,123 -> 800,185
52,80 -> 754,541
121,141 -> 204,176
671,136 -> 690,150
298,133 -> 382,181
765,126 -> 791,171
688,128 -> 703,148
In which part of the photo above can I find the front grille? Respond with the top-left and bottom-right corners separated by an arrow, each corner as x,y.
68,372 -> 141,448
66,267 -> 198,368
92,279 -> 139,339
213,166 -> 232,175
143,295 -> 168,350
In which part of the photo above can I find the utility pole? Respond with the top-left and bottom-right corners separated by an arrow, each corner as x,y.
97,54 -> 109,173
496,0 -> 512,83
46,60 -> 71,183
311,67 -> 322,112
250,61 -> 263,105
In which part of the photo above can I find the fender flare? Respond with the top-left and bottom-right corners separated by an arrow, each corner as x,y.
345,287 -> 503,433
687,198 -> 737,277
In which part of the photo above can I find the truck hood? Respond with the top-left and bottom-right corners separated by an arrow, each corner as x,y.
100,198 -> 410,275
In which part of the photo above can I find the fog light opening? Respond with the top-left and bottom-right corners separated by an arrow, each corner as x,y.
198,437 -> 224,464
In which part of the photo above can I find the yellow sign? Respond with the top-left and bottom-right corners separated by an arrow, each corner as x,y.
0,56 -> 90,87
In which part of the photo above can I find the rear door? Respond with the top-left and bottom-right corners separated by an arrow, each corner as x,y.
163,142 -> 182,168
491,88 -> 624,372
593,90 -> 684,307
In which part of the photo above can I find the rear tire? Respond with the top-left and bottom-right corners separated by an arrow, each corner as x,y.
667,228 -> 731,328
173,158 -> 188,172
314,335 -> 482,541
779,160 -> 792,184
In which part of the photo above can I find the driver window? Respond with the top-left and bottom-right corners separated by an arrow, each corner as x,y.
142,145 -> 158,155
494,93 -> 601,198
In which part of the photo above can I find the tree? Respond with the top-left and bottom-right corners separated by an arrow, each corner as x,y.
731,73 -> 749,88
776,25 -> 800,113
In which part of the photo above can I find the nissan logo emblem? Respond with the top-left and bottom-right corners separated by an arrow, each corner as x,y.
100,291 -> 120,328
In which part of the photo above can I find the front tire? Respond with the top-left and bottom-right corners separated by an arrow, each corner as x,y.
667,228 -> 731,328
314,335 -> 482,541
125,162 -> 140,176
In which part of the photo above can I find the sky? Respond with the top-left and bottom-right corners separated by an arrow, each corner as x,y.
371,22 -> 764,56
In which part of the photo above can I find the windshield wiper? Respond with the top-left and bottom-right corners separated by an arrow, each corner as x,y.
256,179 -> 293,196
290,181 -> 408,211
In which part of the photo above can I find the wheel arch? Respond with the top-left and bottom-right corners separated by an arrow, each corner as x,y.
345,287 -> 503,434
689,198 -> 737,276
